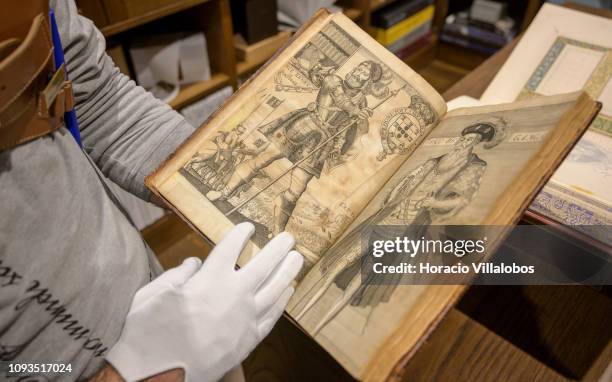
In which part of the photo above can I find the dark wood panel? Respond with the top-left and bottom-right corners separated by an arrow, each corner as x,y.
457,285 -> 612,380
436,41 -> 490,71
242,317 -> 354,382
416,59 -> 468,94
401,309 -> 568,382
142,213 -> 213,269
442,38 -> 519,101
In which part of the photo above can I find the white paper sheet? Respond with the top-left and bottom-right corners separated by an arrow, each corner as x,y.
277,0 -> 338,28
180,86 -> 233,128
130,32 -> 211,103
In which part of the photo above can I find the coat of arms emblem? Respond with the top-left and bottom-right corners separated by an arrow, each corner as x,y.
377,107 -> 425,161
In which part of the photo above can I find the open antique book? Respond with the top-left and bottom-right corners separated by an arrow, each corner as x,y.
147,10 -> 599,381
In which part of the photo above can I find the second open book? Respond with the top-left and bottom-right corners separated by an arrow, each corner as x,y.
147,9 -> 598,382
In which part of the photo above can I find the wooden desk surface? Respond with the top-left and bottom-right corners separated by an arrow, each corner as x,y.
442,39 -> 519,102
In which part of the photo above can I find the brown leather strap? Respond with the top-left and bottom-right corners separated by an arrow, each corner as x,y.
0,2 -> 74,151
0,38 -> 19,61
0,0 -> 49,42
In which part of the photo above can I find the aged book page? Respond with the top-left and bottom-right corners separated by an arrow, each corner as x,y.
147,11 -> 446,269
288,92 -> 597,379
480,4 -> 612,241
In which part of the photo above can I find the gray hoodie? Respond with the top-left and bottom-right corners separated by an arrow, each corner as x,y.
0,1 -> 195,380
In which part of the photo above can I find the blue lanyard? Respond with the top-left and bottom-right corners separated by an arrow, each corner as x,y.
49,9 -> 82,148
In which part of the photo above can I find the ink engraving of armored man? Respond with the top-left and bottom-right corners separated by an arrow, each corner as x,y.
206,61 -> 391,236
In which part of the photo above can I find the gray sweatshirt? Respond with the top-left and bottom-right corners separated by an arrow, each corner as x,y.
0,1 -> 195,380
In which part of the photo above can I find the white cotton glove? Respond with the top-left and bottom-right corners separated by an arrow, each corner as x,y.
106,222 -> 303,382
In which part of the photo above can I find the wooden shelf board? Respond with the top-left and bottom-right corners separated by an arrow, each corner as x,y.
371,0 -> 398,12
168,72 -> 231,109
235,31 -> 292,76
343,7 -> 363,21
437,40 -> 490,71
236,56 -> 266,76
402,34 -> 439,70
402,308 -> 570,381
101,0 -> 212,37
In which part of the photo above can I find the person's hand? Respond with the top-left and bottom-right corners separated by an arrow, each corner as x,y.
106,223 -> 303,382
357,107 -> 373,120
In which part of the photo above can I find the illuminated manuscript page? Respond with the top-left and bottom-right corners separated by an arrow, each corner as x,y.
481,3 -> 612,236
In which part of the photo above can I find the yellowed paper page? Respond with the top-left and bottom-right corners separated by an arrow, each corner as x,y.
289,92 -> 586,378
150,11 -> 446,269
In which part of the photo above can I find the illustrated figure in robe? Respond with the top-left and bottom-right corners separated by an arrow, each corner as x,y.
292,120 -> 508,333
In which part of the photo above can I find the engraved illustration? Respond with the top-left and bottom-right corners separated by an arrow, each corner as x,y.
179,20 -> 438,258
378,95 -> 436,161
291,118 -> 509,334
204,59 -> 393,236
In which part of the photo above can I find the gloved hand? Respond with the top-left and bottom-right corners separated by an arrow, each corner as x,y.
106,222 -> 303,382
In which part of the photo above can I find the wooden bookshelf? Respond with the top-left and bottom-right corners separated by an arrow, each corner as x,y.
168,72 -> 231,109
100,0 -> 212,37
77,0 -> 380,110
236,57 -> 268,77
81,0 -> 543,108
403,34 -> 439,69
371,0 -> 396,12
343,7 -> 364,21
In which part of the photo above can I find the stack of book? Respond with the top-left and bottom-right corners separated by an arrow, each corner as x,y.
370,0 -> 434,59
440,10 -> 516,55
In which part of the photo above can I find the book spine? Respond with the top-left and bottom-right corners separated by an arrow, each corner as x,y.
443,23 -> 509,47
395,31 -> 432,59
387,20 -> 432,53
373,5 -> 434,46
439,32 -> 498,55
441,30 -> 504,51
371,0 -> 433,29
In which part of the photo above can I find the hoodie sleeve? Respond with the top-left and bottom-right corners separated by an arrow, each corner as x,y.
52,0 -> 196,200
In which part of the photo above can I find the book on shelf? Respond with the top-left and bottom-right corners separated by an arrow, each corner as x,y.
439,32 -> 499,55
481,3 -> 612,246
371,0 -> 433,29
146,9 -> 599,381
442,17 -> 514,48
394,30 -> 433,59
440,10 -> 516,55
371,2 -> 434,47
387,19 -> 432,54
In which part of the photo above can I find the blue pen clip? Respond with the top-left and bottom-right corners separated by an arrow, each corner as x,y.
49,9 -> 82,148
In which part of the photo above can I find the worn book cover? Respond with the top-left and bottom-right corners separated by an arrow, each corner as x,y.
146,9 -> 598,381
